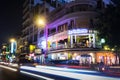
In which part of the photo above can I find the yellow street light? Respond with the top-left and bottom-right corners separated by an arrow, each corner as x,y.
34,15 -> 46,27
104,45 -> 110,51
10,38 -> 16,43
37,18 -> 45,26
34,15 -> 48,64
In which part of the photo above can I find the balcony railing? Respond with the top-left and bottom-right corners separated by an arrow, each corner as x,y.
48,43 -> 97,51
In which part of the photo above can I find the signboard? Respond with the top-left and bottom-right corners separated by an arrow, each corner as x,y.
68,29 -> 88,35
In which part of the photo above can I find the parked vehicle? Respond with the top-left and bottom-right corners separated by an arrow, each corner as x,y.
50,60 -> 79,65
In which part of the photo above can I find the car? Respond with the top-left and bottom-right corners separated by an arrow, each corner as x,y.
67,60 -> 79,65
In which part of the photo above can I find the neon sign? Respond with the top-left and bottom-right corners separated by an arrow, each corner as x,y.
68,29 -> 88,34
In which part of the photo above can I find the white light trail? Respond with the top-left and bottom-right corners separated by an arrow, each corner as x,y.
36,65 -> 99,73
0,65 -> 17,71
8,63 -> 18,67
20,70 -> 54,80
21,66 -> 120,80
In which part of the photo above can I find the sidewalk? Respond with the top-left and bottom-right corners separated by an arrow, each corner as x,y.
104,66 -> 120,77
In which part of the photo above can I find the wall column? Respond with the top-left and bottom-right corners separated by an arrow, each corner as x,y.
70,35 -> 73,48
75,35 -> 77,43
92,34 -> 95,48
56,40 -> 58,49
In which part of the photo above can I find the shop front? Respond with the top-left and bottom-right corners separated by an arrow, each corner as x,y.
48,50 -> 96,65
96,51 -> 116,65
48,50 -> 118,66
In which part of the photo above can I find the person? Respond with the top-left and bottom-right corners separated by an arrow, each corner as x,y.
90,61 -> 94,69
98,61 -> 105,71
99,61 -> 104,66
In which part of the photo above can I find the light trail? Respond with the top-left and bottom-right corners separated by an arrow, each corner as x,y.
21,66 -> 120,80
36,65 -> 99,73
8,63 -> 18,67
0,65 -> 17,71
21,70 -> 54,80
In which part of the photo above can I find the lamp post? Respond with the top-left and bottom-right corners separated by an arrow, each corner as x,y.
34,16 -> 47,64
10,38 -> 17,62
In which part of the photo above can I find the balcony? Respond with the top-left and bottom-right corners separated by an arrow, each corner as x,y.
48,42 -> 100,52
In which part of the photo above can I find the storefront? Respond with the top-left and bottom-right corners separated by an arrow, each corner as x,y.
47,50 -> 118,65
96,51 -> 116,65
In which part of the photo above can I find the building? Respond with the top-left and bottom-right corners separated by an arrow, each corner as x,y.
37,0 -> 118,65
20,0 -> 118,65
20,0 -> 55,62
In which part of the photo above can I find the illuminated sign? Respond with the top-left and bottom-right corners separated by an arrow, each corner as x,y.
68,29 -> 88,34
29,45 -> 36,52
11,42 -> 17,54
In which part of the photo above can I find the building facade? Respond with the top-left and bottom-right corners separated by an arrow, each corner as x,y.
37,0 -> 118,65
20,0 -> 119,65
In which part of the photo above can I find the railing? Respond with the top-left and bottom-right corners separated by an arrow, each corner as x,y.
48,43 -> 94,51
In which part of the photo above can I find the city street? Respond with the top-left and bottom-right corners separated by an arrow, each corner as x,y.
0,65 -> 44,80
21,65 -> 120,80
0,0 -> 120,80
0,64 -> 120,80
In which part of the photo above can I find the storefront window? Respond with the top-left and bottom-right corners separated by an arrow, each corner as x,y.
80,54 -> 91,65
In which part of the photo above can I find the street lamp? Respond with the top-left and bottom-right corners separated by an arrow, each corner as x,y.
10,38 -> 17,53
34,15 -> 47,64
9,38 -> 17,62
34,15 -> 46,27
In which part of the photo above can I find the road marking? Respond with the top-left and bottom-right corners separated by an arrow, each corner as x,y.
21,70 -> 54,80
21,66 -> 120,80
0,65 -> 17,71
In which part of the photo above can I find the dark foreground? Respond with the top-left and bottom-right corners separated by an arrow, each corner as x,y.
0,67 -> 43,80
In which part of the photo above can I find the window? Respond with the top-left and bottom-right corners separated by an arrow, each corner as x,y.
64,23 -> 68,30
70,20 -> 74,29
40,30 -> 44,37
34,33 -> 37,42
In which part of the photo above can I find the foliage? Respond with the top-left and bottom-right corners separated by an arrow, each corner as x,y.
96,0 -> 120,48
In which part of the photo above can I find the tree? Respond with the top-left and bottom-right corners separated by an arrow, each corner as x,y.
96,0 -> 120,65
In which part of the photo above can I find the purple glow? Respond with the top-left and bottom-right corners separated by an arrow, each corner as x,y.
103,0 -> 110,4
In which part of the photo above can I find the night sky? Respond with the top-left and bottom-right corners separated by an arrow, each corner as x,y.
0,0 -> 24,45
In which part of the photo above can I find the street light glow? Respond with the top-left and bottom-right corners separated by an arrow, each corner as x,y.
10,38 -> 16,43
9,38 -> 17,54
101,38 -> 105,44
34,15 -> 46,27
37,18 -> 45,26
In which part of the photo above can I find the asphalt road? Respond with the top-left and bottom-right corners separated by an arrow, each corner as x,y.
0,64 -> 120,80
0,67 -> 44,80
